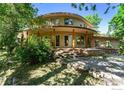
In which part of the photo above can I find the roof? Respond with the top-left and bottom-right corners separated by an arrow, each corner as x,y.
53,25 -> 97,33
94,35 -> 119,40
40,12 -> 94,28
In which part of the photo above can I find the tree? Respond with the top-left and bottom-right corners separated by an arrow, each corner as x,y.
84,14 -> 102,30
108,4 -> 124,38
0,4 -> 37,54
108,4 -> 124,54
71,3 -> 119,14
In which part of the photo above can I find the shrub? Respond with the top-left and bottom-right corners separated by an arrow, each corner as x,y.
15,35 -> 53,65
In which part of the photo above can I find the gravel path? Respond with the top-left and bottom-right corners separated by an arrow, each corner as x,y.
71,55 -> 124,85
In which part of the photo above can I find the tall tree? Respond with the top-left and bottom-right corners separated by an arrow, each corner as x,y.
84,14 -> 102,30
108,4 -> 124,54
0,4 -> 37,54
108,4 -> 124,38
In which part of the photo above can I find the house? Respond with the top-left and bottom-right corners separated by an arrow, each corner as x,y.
20,12 -> 119,50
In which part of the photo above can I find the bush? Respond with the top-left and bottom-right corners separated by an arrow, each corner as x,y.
15,35 -> 53,65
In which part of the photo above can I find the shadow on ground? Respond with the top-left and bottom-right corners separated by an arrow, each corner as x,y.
81,56 -> 124,80
27,65 -> 67,85
4,61 -> 67,85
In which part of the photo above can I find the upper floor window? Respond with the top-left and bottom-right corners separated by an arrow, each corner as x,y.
80,24 -> 82,27
52,18 -> 60,25
64,18 -> 73,25
45,20 -> 50,25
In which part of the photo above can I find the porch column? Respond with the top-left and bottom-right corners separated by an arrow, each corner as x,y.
91,33 -> 95,48
72,29 -> 75,48
52,29 -> 55,48
85,31 -> 88,48
60,34 -> 64,47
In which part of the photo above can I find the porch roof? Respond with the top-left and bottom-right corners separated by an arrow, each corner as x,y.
94,35 -> 119,41
52,25 -> 97,33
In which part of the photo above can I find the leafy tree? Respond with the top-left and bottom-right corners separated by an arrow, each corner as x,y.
108,4 -> 124,54
71,3 -> 119,14
108,4 -> 124,38
0,4 -> 37,55
84,14 -> 102,30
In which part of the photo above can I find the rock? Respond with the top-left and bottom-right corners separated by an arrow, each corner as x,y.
59,61 -> 68,67
99,72 -> 105,78
74,65 -> 89,73
55,58 -> 62,62
92,72 -> 97,78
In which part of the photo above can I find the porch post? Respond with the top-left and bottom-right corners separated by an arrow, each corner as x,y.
85,31 -> 88,48
72,29 -> 75,48
91,33 -> 95,48
52,29 -> 55,48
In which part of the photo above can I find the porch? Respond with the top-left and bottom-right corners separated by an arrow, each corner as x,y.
20,26 -> 119,50
27,26 -> 96,48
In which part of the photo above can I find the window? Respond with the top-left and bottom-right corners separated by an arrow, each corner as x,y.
64,35 -> 72,47
52,18 -> 60,25
80,24 -> 82,27
76,35 -> 85,48
80,35 -> 85,47
87,36 -> 91,48
55,19 -> 60,25
64,36 -> 69,46
56,35 -> 60,46
64,18 -> 73,25
45,20 -> 50,25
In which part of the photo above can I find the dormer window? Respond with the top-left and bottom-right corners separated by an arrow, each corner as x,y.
64,18 -> 73,25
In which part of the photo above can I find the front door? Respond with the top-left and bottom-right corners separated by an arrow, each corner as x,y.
64,35 -> 72,47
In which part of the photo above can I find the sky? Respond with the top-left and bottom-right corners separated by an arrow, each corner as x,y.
32,3 -> 118,33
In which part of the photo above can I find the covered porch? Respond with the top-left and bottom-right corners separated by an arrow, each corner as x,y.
27,26 -> 96,48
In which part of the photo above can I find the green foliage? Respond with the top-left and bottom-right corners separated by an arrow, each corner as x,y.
84,14 -> 102,30
71,3 -> 119,14
108,4 -> 124,54
108,4 -> 124,38
120,39 -> 124,55
0,4 -> 37,54
15,35 -> 53,65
